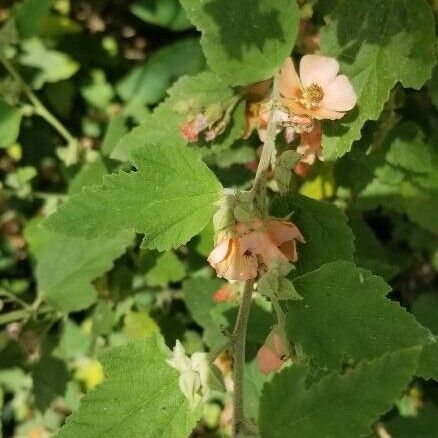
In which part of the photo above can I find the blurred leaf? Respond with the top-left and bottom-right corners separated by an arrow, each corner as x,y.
260,348 -> 421,438
57,334 -> 202,438
386,404 -> 438,438
144,251 -> 186,287
19,38 -> 79,88
25,219 -> 133,312
0,99 -> 22,148
117,38 -> 205,109
81,70 -> 114,110
13,0 -> 51,38
287,261 -> 431,370
181,0 -> 300,86
5,166 -> 36,197
320,0 -> 436,159
101,114 -> 127,157
53,319 -> 92,361
131,0 -> 192,31
74,358 -> 104,391
124,311 -> 159,341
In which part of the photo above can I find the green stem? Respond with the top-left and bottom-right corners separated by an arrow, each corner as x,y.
231,279 -> 254,437
0,309 -> 30,325
0,54 -> 76,144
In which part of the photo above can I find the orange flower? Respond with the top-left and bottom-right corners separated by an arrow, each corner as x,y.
213,285 -> 233,303
279,55 -> 356,120
207,237 -> 258,281
256,331 -> 285,374
266,219 -> 305,263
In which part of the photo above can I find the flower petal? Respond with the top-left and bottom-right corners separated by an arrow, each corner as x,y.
299,55 -> 339,88
256,345 -> 283,374
312,106 -> 345,120
279,57 -> 302,98
321,74 -> 357,111
267,220 -> 304,245
207,239 -> 230,265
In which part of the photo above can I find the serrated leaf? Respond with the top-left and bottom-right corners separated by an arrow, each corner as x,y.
320,0 -> 435,159
25,220 -> 133,312
181,0 -> 300,86
259,348 -> 421,438
68,156 -> 108,195
287,261 -> 431,369
45,142 -> 222,251
417,340 -> 438,381
57,334 -> 202,438
271,194 -> 354,275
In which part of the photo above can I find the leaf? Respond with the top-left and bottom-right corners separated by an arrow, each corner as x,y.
123,311 -> 160,341
53,319 -> 92,362
80,69 -> 114,110
19,38 -> 79,89
417,341 -> 438,381
112,71 -> 242,162
25,220 -> 133,312
0,99 -> 22,148
144,251 -> 186,287
45,142 -> 222,251
320,0 -> 436,159
130,0 -> 192,31
101,115 -> 127,157
13,0 -> 51,38
68,156 -> 108,196
271,194 -> 354,275
287,261 -> 431,369
181,0 -> 300,86
57,334 -> 202,438
116,38 -> 205,109
259,348 -> 421,438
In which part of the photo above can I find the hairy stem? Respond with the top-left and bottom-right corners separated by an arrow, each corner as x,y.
232,279 -> 254,437
231,75 -> 280,437
0,54 -> 76,145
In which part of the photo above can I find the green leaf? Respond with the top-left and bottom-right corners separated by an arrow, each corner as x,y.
144,251 -> 186,287
320,0 -> 436,159
57,334 -> 202,438
130,0 -> 192,31
116,38 -> 205,109
259,348 -> 421,438
386,404 -> 438,438
417,340 -> 438,381
45,142 -> 222,251
271,194 -> 354,275
80,69 -> 114,110
53,319 -> 92,361
123,311 -> 160,341
287,261 -> 431,369
25,220 -> 133,312
181,0 -> 300,86
68,156 -> 108,196
13,0 -> 51,38
0,99 -> 22,148
19,38 -> 79,89
101,115 -> 127,157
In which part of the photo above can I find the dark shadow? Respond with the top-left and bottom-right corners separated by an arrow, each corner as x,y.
203,0 -> 286,60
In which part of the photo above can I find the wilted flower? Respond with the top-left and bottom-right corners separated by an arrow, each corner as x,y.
180,114 -> 209,142
266,218 -> 305,263
213,284 -> 233,303
296,121 -> 322,165
279,55 -> 356,120
256,328 -> 286,374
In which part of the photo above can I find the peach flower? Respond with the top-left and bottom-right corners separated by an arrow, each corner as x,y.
266,219 -> 305,263
256,331 -> 285,374
213,285 -> 233,303
279,55 -> 356,120
207,237 -> 258,281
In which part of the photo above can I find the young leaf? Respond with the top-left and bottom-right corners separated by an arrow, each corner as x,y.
57,334 -> 202,438
320,0 -> 435,159
259,348 -> 421,438
25,220 -> 133,313
45,142 -> 222,251
181,0 -> 300,86
271,194 -> 354,275
287,261 -> 431,369
0,99 -> 22,148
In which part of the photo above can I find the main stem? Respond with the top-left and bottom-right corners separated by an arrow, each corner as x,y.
231,75 -> 279,437
0,54 -> 76,144
232,279 -> 254,436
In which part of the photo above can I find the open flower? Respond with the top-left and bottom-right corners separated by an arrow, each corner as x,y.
256,329 -> 286,374
279,55 -> 356,120
266,219 -> 305,262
